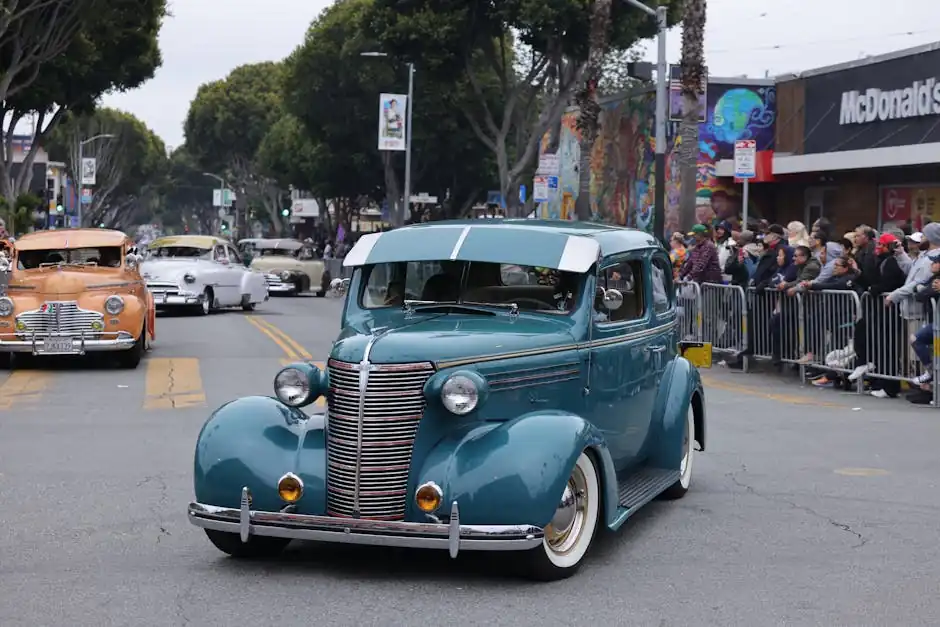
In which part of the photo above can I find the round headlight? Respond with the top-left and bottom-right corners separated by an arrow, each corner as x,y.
277,472 -> 304,503
275,367 -> 310,406
280,270 -> 292,281
0,297 -> 13,317
441,374 -> 479,415
105,295 -> 124,315
183,273 -> 196,284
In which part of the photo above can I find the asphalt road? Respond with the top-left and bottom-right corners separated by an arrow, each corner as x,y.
2,295 -> 940,626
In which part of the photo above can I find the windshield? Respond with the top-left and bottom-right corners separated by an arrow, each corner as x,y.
258,248 -> 296,257
18,246 -> 123,270
148,246 -> 211,259
359,261 -> 581,314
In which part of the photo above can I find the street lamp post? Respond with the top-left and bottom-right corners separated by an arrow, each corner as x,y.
620,0 -> 668,245
202,172 -> 227,235
76,133 -> 116,227
362,51 -> 415,227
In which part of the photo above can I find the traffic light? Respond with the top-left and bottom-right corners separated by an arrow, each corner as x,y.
281,208 -> 290,217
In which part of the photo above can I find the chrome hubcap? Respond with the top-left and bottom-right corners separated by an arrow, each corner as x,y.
545,466 -> 588,555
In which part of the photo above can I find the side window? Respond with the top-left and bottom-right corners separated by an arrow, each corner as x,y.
213,245 -> 228,262
227,246 -> 242,264
593,260 -> 645,323
650,255 -> 673,315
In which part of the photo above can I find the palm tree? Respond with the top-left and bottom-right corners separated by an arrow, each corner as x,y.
574,0 -> 614,222
677,0 -> 707,233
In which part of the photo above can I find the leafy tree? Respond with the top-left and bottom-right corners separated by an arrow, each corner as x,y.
368,0 -> 681,216
281,0 -> 496,226
183,61 -> 287,234
0,193 -> 40,235
0,0 -> 166,202
678,0 -> 707,232
158,148 -> 219,235
44,108 -> 168,228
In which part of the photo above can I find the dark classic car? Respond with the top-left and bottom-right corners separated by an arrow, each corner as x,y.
187,220 -> 710,580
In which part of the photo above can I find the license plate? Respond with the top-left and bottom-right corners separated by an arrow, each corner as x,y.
42,337 -> 77,354
679,341 -> 713,369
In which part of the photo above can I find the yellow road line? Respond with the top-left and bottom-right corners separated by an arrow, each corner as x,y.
0,370 -> 52,409
245,316 -> 301,360
253,317 -> 313,360
144,358 -> 206,410
702,375 -> 846,408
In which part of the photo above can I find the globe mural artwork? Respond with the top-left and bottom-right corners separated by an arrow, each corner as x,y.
538,81 -> 777,235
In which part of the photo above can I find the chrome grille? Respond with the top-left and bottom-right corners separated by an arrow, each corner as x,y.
264,273 -> 285,286
146,281 -> 180,297
326,359 -> 435,520
16,301 -> 103,336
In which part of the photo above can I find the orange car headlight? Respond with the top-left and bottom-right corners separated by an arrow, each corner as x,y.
277,472 -> 304,503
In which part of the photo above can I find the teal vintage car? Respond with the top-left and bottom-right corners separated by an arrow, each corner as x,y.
187,220 -> 709,580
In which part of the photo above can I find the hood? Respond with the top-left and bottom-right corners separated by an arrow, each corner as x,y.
10,266 -> 117,297
331,313 -> 577,366
139,258 -> 212,283
250,256 -> 305,272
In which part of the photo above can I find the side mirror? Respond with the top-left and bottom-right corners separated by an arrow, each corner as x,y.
602,288 -> 624,311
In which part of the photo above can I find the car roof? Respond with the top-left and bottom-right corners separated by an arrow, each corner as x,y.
343,220 -> 661,272
251,238 -> 302,250
149,235 -> 224,250
14,228 -> 129,251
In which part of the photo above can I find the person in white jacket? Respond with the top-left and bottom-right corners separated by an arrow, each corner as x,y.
714,220 -> 736,283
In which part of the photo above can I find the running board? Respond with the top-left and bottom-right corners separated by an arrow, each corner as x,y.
616,467 -> 680,514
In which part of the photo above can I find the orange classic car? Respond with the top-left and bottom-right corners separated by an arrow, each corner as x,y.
0,229 -> 155,368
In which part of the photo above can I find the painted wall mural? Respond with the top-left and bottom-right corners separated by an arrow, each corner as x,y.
539,81 -> 776,234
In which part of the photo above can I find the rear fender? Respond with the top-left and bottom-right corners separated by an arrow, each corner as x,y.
412,410 -> 620,528
648,356 -> 705,469
193,396 -> 326,514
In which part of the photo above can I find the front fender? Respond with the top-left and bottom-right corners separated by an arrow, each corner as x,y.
648,356 -> 704,470
413,411 -> 620,528
193,396 -> 326,513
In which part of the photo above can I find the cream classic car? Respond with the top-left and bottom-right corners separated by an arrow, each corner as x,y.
242,238 -> 330,297
140,235 -> 268,315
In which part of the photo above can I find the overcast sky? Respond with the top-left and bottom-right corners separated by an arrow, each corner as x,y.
99,0 -> 940,149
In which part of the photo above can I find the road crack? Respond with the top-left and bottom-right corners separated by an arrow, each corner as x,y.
167,361 -> 178,409
727,464 -> 868,548
137,475 -> 173,543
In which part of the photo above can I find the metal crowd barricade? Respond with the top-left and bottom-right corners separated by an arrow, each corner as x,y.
699,283 -> 747,361
795,289 -> 862,383
743,287 -> 805,367
675,280 -> 702,342
861,292 -> 930,392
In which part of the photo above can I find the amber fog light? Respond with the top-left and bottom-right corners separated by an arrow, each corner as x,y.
415,481 -> 443,513
277,472 -> 304,503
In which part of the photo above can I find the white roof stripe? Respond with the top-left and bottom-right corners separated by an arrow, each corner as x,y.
557,235 -> 601,273
342,232 -> 381,267
449,226 -> 472,260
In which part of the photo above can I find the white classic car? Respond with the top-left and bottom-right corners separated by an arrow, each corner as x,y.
140,235 -> 268,315
238,238 -> 330,296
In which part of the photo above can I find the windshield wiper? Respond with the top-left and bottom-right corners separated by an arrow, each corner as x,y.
402,300 -> 495,316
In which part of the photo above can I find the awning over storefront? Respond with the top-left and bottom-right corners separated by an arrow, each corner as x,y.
715,141 -> 940,177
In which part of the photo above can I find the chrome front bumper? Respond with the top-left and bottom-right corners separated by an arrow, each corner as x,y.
188,487 -> 544,558
151,293 -> 203,306
0,331 -> 136,354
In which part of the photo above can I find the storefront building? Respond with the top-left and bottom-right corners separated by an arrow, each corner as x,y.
715,41 -> 940,234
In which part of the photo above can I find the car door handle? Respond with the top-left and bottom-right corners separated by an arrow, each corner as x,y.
646,345 -> 666,353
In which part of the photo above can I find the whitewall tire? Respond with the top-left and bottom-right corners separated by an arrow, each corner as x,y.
662,404 -> 695,500
523,451 -> 600,580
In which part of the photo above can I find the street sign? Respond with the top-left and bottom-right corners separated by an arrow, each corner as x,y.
519,185 -> 526,203
409,193 -> 438,204
547,176 -> 559,193
80,158 -> 97,185
733,140 -> 757,179
537,154 -> 560,175
533,176 -> 549,202
212,189 -> 235,207
80,188 -> 92,205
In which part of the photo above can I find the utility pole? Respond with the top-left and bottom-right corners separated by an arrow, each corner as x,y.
620,0 -> 668,245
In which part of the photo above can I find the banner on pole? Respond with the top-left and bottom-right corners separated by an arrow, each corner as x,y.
80,158 -> 97,185
378,93 -> 407,151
